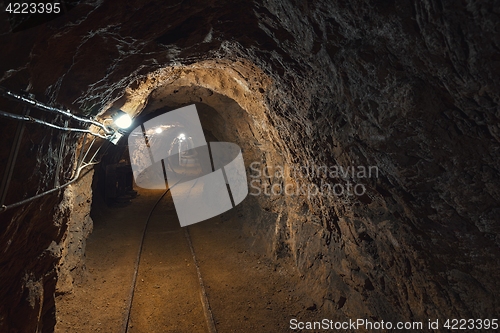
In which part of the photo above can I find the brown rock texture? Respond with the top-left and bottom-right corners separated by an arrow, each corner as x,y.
0,0 -> 499,331
56,170 -> 94,295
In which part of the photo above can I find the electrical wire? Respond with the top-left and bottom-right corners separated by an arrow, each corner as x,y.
0,160 -> 96,213
0,109 -> 111,140
0,134 -> 108,214
0,88 -> 125,212
0,87 -> 113,135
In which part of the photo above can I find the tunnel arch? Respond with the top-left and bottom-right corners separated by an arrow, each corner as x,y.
82,60 -> 294,270
103,60 -> 273,131
96,59 -> 289,180
93,58 -> 296,226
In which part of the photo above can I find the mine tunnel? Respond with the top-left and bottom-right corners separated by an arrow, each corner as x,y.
0,1 -> 499,332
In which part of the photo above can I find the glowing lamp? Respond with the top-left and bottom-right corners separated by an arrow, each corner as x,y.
112,110 -> 132,129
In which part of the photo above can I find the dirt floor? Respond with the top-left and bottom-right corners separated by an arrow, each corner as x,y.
55,188 -> 324,332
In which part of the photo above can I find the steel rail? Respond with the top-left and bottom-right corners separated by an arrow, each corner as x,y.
122,180 -> 218,333
122,179 -> 182,333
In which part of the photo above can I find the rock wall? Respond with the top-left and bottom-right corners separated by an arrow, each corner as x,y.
56,170 -> 94,295
0,0 -> 498,331
0,107 -> 81,332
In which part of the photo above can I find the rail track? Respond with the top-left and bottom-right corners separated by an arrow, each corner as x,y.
123,186 -> 217,333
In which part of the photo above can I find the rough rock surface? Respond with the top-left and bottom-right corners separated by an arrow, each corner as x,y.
0,0 -> 499,331
56,170 -> 94,295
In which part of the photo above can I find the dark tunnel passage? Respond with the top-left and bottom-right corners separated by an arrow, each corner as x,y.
55,83 -> 286,331
1,0 -> 500,332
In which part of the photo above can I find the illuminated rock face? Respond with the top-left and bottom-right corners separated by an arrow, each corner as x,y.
0,0 -> 499,331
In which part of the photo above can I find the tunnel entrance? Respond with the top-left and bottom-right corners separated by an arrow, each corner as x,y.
54,83 -> 321,332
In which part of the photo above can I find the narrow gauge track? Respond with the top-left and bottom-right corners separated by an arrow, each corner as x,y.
123,185 -> 217,333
